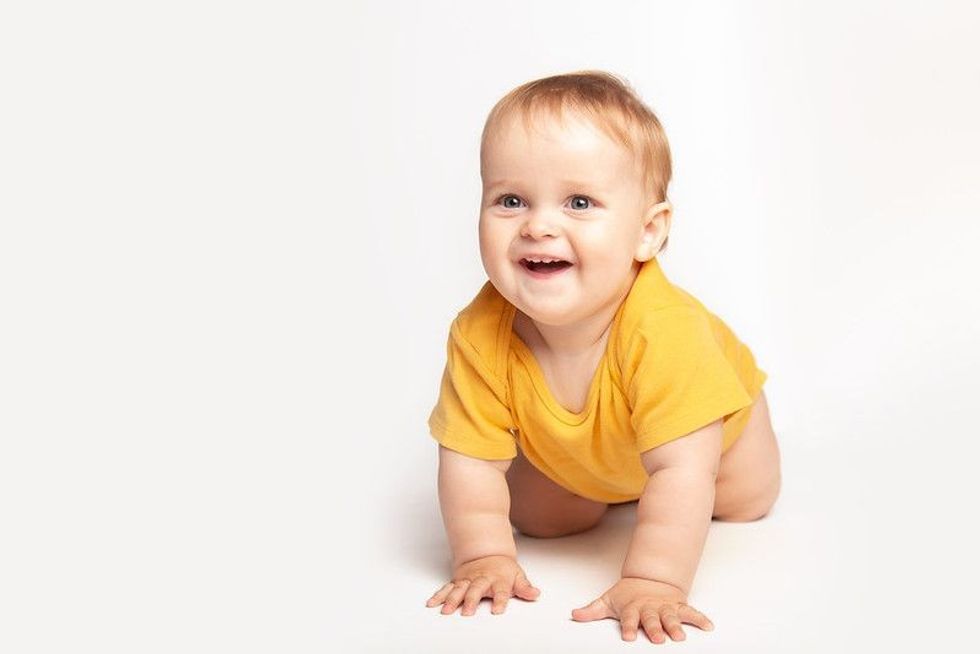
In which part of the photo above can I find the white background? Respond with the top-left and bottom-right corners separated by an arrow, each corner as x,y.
2,1 -> 979,652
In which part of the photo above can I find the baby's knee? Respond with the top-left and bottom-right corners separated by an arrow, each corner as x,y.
510,504 -> 608,538
714,473 -> 781,522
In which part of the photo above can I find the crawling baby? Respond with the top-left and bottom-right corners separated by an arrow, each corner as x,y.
425,70 -> 781,644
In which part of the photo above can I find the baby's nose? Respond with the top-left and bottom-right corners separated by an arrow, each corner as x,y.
520,211 -> 561,239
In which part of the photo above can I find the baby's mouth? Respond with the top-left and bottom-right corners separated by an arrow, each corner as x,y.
520,258 -> 573,272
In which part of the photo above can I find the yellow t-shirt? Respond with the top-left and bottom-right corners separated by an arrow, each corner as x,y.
427,258 -> 768,503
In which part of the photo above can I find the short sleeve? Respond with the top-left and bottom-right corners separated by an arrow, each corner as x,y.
427,320 -> 517,460
624,305 -> 753,452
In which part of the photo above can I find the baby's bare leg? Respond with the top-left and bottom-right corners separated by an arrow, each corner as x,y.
713,389 -> 782,521
506,448 -> 608,538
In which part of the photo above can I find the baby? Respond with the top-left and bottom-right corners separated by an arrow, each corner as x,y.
424,70 -> 781,644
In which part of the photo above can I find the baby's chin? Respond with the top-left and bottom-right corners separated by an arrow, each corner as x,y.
486,269 -> 589,324
510,296 -> 585,328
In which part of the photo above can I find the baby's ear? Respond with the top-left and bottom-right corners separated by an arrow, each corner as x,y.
636,201 -> 672,261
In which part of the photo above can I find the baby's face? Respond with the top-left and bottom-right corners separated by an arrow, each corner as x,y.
479,110 -> 666,328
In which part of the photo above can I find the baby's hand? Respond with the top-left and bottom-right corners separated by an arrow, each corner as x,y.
571,578 -> 713,643
426,554 -> 541,616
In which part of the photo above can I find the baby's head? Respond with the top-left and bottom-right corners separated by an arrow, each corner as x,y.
477,70 -> 674,328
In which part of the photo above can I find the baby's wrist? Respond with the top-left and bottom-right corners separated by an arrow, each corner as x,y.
452,544 -> 517,570
453,552 -> 517,569
619,570 -> 689,596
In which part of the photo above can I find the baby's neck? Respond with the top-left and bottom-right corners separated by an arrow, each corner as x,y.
516,299 -> 619,361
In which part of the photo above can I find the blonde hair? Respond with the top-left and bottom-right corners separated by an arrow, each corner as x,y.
480,70 -> 673,252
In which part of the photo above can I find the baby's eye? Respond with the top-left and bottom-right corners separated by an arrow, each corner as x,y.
569,195 -> 594,210
499,195 -> 524,209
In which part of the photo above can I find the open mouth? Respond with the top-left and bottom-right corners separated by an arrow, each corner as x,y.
520,258 -> 573,273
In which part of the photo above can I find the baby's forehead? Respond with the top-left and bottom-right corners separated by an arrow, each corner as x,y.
491,107 -> 613,146
483,109 -> 642,184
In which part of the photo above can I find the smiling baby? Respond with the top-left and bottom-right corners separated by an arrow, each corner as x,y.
425,70 -> 781,644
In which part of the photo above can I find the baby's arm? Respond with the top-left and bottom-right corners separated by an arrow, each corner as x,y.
622,418 -> 723,591
426,446 -> 541,615
572,420 -> 721,642
436,446 -> 516,567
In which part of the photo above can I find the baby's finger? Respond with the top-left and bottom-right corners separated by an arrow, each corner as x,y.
620,605 -> 641,642
461,577 -> 492,616
512,572 -> 541,601
640,609 -> 666,644
678,605 -> 714,631
441,580 -> 471,615
490,587 -> 510,615
659,607 -> 686,641
426,582 -> 454,608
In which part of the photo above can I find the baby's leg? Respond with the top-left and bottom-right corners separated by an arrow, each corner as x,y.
713,389 -> 782,521
506,448 -> 608,538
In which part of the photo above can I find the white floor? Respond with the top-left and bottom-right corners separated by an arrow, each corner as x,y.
5,384 -> 975,653
364,415 -> 978,653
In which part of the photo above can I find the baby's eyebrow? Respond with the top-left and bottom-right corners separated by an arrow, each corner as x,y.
558,179 -> 604,191
484,179 -> 522,192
